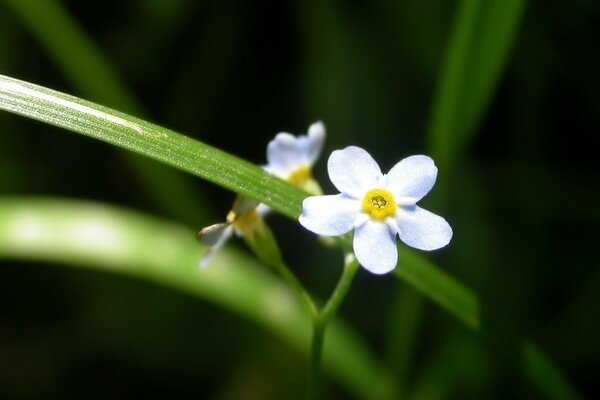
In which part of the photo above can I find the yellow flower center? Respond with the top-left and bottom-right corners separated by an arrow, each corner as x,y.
287,166 -> 312,187
232,209 -> 261,234
362,189 -> 397,220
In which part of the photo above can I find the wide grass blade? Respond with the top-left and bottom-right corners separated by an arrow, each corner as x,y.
0,197 -> 396,400
428,0 -> 527,172
0,74 -> 306,219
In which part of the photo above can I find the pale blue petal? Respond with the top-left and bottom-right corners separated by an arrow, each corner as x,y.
396,206 -> 452,251
353,220 -> 398,274
299,194 -> 360,236
306,121 -> 326,166
386,155 -> 437,203
266,132 -> 306,175
199,224 -> 234,268
327,146 -> 381,199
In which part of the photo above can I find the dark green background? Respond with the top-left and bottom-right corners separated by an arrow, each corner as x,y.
0,0 -> 598,398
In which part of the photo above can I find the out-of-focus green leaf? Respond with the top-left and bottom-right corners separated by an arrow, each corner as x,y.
0,197 -> 396,400
2,0 -> 210,222
396,249 -> 581,400
0,74 -> 306,219
428,0 -> 527,172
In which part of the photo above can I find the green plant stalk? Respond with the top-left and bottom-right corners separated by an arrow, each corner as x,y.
242,219 -> 318,318
308,254 -> 360,399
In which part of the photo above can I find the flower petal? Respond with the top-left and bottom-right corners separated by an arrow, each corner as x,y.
306,121 -> 325,166
396,206 -> 452,251
327,146 -> 382,198
266,132 -> 306,176
386,155 -> 437,203
353,220 -> 398,274
299,194 -> 360,236
198,224 -> 234,268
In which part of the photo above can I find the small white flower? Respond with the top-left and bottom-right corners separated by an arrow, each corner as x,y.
299,146 -> 452,275
263,121 -> 325,194
198,122 -> 326,267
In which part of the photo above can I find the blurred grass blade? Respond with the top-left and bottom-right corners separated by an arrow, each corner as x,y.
0,74 -> 306,219
428,0 -> 527,171
0,197 -> 396,400
396,249 -> 581,400
2,0 -> 210,222
2,0 -> 138,112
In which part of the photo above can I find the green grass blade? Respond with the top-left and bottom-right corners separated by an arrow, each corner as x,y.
397,249 -> 479,329
2,0 -> 139,113
0,197 -> 396,400
428,0 -> 527,172
0,74 -> 306,219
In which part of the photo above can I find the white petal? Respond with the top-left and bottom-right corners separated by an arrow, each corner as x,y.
255,203 -> 271,215
396,206 -> 452,251
299,194 -> 360,236
266,132 -> 306,175
199,225 -> 234,268
353,220 -> 398,274
306,121 -> 326,166
386,155 -> 437,203
327,146 -> 382,198
197,223 -> 231,246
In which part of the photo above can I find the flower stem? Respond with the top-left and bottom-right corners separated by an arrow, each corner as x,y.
307,253 -> 360,399
307,319 -> 326,400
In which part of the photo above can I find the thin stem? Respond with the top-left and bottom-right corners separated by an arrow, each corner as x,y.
320,253 -> 360,322
307,320 -> 326,400
307,253 -> 360,399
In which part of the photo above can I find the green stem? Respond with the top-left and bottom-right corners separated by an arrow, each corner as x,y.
308,253 -> 360,399
308,320 -> 326,400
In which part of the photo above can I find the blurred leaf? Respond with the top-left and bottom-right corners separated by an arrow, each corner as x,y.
396,249 -> 581,400
2,0 -> 138,112
2,0 -> 210,222
0,197 -> 396,400
0,74 -> 306,219
428,0 -> 527,172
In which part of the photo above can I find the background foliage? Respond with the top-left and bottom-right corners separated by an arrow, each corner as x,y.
0,0 -> 598,398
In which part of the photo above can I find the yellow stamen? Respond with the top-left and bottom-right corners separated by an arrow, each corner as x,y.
362,189 -> 397,221
233,209 -> 261,234
287,166 -> 312,187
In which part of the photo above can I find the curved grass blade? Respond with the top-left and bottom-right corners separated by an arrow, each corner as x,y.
0,74 -> 306,219
0,197 -> 396,400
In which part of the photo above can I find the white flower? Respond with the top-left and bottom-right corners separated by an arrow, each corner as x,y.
198,122 -> 326,267
263,121 -> 325,194
299,146 -> 452,275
